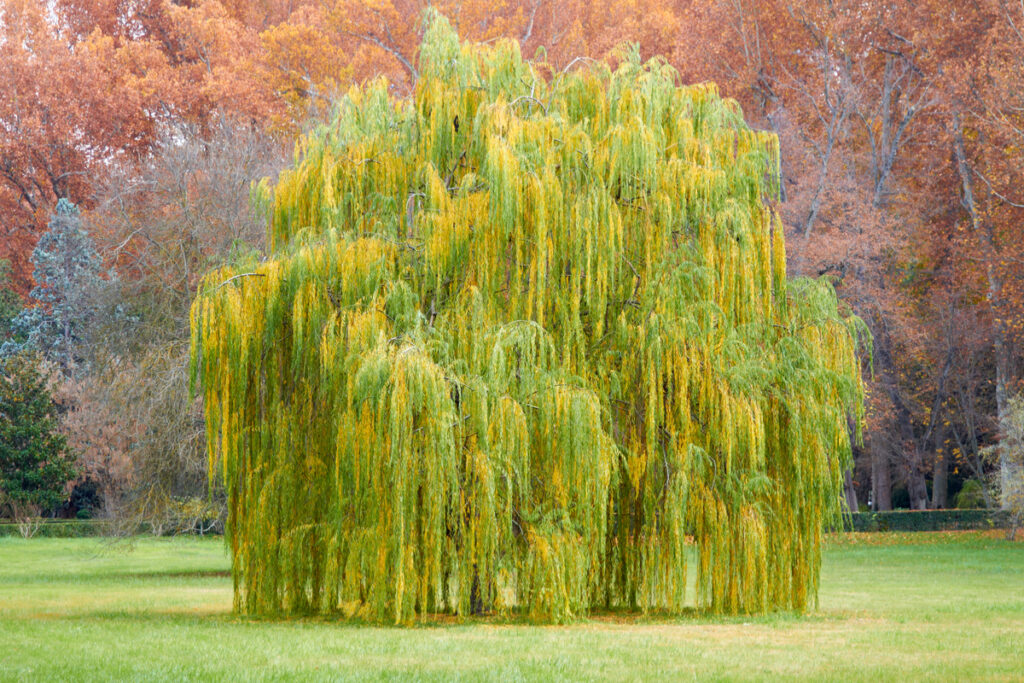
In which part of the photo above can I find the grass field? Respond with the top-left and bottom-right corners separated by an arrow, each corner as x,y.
0,532 -> 1022,681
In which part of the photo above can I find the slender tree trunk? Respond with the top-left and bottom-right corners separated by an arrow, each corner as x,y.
994,320 -> 1015,509
931,451 -> 948,509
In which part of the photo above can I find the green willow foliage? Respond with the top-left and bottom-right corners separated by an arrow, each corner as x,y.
191,14 -> 866,623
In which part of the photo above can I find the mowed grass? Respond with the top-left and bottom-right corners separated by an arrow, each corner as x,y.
0,532 -> 1022,681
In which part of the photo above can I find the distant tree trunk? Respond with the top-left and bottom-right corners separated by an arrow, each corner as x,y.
843,468 -> 858,512
994,322 -> 1014,509
908,469 -> 929,510
872,448 -> 893,511
870,314 -> 908,512
906,447 -> 930,511
931,452 -> 948,509
890,376 -> 928,510
925,352 -> 954,510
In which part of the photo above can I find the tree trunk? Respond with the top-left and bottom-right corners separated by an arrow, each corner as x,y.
908,467 -> 929,510
890,375 -> 927,510
906,447 -> 930,511
931,452 -> 948,509
994,321 -> 1015,509
871,448 -> 893,511
843,468 -> 859,512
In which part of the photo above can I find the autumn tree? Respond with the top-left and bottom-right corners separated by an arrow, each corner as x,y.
0,0 -> 172,291
0,0 -> 295,292
192,16 -> 865,622
944,0 -> 1024,509
305,0 -> 682,94
670,0 -> 1024,512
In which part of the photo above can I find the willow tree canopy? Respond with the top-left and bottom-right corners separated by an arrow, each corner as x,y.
191,13 -> 866,623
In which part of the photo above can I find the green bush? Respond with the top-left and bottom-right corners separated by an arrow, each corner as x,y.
955,480 -> 988,509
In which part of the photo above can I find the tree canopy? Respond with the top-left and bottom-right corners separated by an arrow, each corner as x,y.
190,13 -> 867,623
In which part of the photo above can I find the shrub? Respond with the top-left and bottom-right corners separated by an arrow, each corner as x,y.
955,479 -> 988,510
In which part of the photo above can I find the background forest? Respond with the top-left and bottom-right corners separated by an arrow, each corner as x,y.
1,0 -> 1022,527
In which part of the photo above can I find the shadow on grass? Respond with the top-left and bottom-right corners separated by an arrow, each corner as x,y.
157,606 -> 834,630
100,570 -> 231,580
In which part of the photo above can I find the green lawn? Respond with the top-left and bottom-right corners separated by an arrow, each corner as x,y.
0,533 -> 1021,681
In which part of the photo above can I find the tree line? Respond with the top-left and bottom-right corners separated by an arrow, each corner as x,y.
1,0 -> 1022,524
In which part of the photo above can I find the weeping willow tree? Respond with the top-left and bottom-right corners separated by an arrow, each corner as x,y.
191,13 -> 866,623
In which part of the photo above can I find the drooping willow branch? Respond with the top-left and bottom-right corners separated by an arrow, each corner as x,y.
191,11 -> 867,624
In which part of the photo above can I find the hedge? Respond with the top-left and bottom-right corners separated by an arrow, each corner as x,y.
0,519 -> 223,538
835,509 -> 1014,532
0,520 -> 112,538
